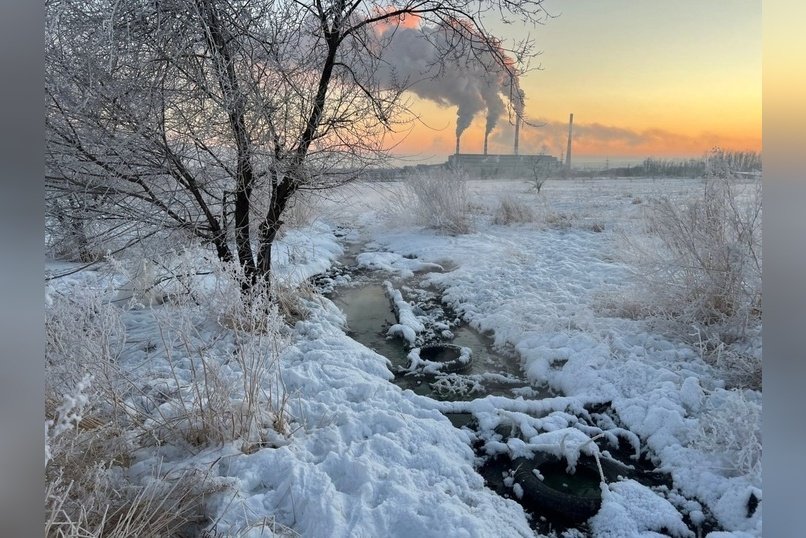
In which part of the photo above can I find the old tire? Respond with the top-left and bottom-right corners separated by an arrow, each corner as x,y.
418,343 -> 472,374
511,453 -> 626,522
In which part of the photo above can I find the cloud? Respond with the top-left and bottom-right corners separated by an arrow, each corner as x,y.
488,117 -> 760,157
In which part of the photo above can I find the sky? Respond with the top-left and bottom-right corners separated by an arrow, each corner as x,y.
386,0 -> 761,165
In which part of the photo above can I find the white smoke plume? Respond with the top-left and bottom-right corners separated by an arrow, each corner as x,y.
374,22 -> 522,144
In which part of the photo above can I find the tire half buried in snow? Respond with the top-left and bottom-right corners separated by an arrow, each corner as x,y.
415,343 -> 472,374
511,453 -> 625,522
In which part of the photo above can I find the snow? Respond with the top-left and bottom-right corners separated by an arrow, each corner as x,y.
590,480 -> 693,538
357,251 -> 444,278
405,345 -> 472,375
384,280 -> 426,344
208,295 -> 535,537
47,178 -> 762,537
388,323 -> 418,345
680,377 -> 704,413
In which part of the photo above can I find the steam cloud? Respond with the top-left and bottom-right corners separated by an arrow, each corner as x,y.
374,23 -> 522,145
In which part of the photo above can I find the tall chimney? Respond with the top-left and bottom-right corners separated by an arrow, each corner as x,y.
565,113 -> 574,172
483,132 -> 488,156
455,135 -> 460,155
513,116 -> 520,156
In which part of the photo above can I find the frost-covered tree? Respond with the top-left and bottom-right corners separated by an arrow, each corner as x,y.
704,146 -> 762,179
46,0 -> 549,285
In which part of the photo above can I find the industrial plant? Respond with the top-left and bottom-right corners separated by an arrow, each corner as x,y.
446,153 -> 559,179
444,113 -> 572,179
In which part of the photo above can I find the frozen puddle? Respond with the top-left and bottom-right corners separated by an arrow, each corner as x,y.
331,284 -> 405,364
329,280 -> 547,402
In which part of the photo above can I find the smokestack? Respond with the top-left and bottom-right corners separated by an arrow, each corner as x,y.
484,132 -> 488,156
513,116 -> 520,156
455,135 -> 460,155
565,113 -> 574,172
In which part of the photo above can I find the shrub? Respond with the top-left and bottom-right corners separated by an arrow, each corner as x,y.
526,152 -> 554,193
404,168 -> 472,234
643,178 -> 761,326
628,177 -> 762,387
139,257 -> 294,447
45,292 -> 215,536
493,194 -> 536,225
45,257 -> 296,535
544,211 -> 575,230
691,388 -> 762,481
45,287 -> 123,426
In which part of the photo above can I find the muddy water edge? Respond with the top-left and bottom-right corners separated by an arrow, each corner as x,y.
313,237 -> 718,536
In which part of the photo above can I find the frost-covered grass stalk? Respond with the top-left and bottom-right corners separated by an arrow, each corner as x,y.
45,459 -> 211,537
45,290 -> 212,536
692,388 -> 762,482
404,168 -> 473,234
45,288 -> 123,412
493,194 -> 536,225
645,178 -> 762,324
629,177 -> 762,387
140,256 -> 294,449
45,253 -> 299,535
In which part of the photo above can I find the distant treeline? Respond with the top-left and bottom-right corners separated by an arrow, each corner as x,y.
578,149 -> 762,179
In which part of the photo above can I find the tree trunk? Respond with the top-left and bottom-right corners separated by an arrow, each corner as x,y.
256,179 -> 293,280
254,33 -> 341,283
197,0 -> 256,279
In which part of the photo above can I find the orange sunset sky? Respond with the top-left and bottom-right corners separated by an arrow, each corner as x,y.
387,0 -> 761,164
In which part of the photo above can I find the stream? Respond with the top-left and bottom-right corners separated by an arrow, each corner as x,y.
315,235 -> 717,536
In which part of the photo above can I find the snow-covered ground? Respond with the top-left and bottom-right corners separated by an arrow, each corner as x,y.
46,177 -> 761,537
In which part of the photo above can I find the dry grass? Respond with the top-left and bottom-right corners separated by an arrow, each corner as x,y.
44,364 -> 218,537
404,168 -> 473,234
144,262 -> 295,449
493,195 -> 536,225
46,457 -> 214,537
544,211 -> 576,230
643,178 -> 762,326
45,256 -> 301,535
622,177 -> 762,388
692,388 -> 762,481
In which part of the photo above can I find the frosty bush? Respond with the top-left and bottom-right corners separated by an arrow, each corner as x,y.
528,156 -> 553,193
404,168 -> 473,234
45,291 -> 214,537
149,309 -> 291,448
46,401 -> 212,538
645,178 -> 762,324
631,177 -> 762,386
692,388 -> 762,482
45,256 -> 297,535
46,287 -> 123,422
493,195 -> 536,225
138,256 -> 295,447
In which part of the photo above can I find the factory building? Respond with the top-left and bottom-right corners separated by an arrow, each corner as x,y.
446,153 -> 560,179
